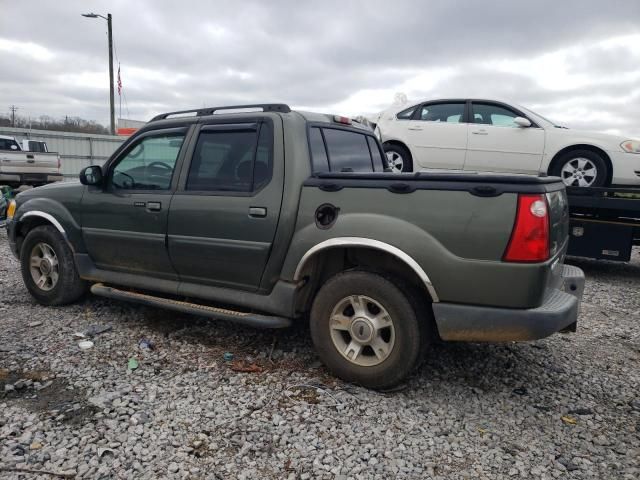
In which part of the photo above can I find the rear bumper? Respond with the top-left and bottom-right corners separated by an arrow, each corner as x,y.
0,173 -> 63,184
432,264 -> 585,342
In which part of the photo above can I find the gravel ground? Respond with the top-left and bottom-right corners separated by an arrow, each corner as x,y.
0,228 -> 639,480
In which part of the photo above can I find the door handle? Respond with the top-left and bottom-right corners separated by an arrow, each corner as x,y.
472,131 -> 488,135
146,201 -> 162,212
407,127 -> 423,131
249,207 -> 267,218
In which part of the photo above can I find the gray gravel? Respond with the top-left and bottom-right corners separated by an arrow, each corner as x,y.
0,228 -> 639,479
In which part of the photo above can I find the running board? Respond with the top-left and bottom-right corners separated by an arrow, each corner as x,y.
90,283 -> 292,329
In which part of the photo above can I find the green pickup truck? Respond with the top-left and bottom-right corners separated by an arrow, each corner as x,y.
5,104 -> 584,388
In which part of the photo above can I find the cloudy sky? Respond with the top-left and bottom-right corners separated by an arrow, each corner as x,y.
1,0 -> 639,136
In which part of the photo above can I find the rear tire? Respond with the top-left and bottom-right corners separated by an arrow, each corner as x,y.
383,144 -> 413,173
310,271 -> 426,389
550,150 -> 609,187
20,225 -> 87,306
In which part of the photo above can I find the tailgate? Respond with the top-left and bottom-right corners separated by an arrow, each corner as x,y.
546,188 -> 570,290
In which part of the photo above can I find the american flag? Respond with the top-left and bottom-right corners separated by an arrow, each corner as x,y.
117,64 -> 122,96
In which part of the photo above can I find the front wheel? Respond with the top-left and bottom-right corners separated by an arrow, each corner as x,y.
20,225 -> 88,305
551,150 -> 609,187
310,271 -> 426,389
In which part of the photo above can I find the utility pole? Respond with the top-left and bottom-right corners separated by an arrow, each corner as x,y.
82,12 -> 115,135
9,105 -> 18,127
107,14 -> 115,136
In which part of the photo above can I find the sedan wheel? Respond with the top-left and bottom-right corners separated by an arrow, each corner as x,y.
386,151 -> 404,173
560,157 -> 598,187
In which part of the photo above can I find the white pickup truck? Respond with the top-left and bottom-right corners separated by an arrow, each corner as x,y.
0,135 -> 62,186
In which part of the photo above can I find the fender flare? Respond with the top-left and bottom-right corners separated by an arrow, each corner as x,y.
293,237 -> 439,302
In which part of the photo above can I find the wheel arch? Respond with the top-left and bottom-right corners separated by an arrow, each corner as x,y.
292,238 -> 439,329
548,144 -> 613,185
14,211 -> 76,256
382,139 -> 412,159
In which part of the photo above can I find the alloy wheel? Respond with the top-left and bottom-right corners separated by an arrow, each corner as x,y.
385,151 -> 404,173
29,242 -> 59,291
329,295 -> 396,367
560,158 -> 598,187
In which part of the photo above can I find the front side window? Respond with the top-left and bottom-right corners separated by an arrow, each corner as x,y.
472,103 -> 521,127
418,103 -> 465,123
111,133 -> 184,190
186,123 -> 272,192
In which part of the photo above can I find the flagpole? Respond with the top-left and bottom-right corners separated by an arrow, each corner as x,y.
118,63 -> 122,128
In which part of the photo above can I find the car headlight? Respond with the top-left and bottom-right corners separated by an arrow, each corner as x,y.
7,200 -> 16,220
621,140 -> 640,153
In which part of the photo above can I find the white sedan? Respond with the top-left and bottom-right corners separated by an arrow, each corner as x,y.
374,98 -> 640,187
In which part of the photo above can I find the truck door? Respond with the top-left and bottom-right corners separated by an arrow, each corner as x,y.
167,117 -> 283,291
80,128 -> 188,279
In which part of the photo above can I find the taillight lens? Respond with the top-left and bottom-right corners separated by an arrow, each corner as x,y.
503,194 -> 550,262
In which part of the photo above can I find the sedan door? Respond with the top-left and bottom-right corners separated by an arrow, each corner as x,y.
465,102 -> 545,174
80,128 -> 188,279
404,101 -> 468,170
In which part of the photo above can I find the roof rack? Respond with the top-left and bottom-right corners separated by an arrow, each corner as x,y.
150,103 -> 291,122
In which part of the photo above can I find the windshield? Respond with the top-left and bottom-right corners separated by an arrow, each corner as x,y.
519,106 -> 566,128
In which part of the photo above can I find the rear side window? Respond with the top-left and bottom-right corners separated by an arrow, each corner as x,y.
418,103 -> 465,123
367,136 -> 385,172
396,105 -> 417,120
186,122 -> 272,192
322,128 -> 373,172
309,127 -> 329,172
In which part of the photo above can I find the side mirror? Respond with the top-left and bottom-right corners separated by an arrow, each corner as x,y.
514,116 -> 532,128
79,165 -> 104,186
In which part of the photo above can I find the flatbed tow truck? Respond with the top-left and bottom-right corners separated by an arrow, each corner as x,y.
567,186 -> 640,262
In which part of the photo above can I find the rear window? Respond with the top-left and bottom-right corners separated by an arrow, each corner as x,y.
0,138 -> 20,151
309,127 -> 383,173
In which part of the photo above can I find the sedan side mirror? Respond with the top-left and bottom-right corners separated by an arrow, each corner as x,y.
79,165 -> 104,186
514,116 -> 532,128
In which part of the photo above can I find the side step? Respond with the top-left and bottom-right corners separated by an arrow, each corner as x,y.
90,283 -> 292,329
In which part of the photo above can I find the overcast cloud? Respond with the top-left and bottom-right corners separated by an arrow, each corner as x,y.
1,0 -> 639,136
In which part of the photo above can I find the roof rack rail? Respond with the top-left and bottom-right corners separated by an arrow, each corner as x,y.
150,103 -> 291,121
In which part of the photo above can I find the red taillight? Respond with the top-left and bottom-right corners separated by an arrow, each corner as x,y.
503,194 -> 549,262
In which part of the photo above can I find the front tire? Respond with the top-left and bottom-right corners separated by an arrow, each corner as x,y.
310,271 -> 426,389
551,150 -> 609,187
383,144 -> 413,173
20,225 -> 87,305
